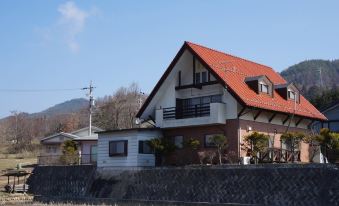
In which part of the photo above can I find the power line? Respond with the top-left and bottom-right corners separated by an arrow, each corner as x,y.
0,88 -> 84,93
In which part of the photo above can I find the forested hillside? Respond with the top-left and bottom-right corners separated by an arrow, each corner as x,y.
281,59 -> 339,109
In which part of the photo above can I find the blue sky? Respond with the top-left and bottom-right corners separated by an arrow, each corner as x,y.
0,1 -> 338,118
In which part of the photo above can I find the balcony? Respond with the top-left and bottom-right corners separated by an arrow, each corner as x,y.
156,102 -> 226,128
163,103 -> 210,120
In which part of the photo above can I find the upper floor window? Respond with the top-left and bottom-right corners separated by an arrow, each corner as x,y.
195,71 -> 208,84
288,90 -> 296,100
259,83 -> 269,94
181,94 -> 222,107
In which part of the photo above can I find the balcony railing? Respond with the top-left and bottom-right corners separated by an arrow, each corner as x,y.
259,148 -> 301,163
163,103 -> 210,120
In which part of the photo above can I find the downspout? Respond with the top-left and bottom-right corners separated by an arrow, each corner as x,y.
238,116 -> 241,163
285,95 -> 297,133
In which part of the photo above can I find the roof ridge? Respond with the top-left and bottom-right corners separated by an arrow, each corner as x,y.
185,41 -> 274,70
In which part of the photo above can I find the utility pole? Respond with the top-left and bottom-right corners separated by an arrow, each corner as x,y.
138,91 -> 145,109
82,81 -> 95,136
318,68 -> 323,88
10,110 -> 19,144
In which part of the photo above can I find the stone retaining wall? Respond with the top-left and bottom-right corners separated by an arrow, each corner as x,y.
27,164 -> 339,206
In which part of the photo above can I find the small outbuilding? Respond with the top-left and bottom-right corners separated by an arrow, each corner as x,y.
97,128 -> 162,168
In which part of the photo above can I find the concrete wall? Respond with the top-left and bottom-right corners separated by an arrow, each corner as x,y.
28,164 -> 339,206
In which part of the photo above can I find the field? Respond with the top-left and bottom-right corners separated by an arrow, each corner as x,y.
0,143 -> 37,201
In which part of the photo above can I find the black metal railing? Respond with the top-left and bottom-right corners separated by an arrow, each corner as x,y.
37,154 -> 97,166
163,103 -> 210,120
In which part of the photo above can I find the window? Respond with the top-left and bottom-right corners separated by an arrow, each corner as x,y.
211,95 -> 222,103
260,83 -> 269,94
109,140 -> 128,156
174,136 -> 184,149
201,71 -> 207,83
204,134 -> 222,147
138,141 -> 153,154
90,145 -> 97,163
47,145 -> 57,153
195,71 -> 208,84
195,73 -> 201,84
181,95 -> 222,108
288,91 -> 296,100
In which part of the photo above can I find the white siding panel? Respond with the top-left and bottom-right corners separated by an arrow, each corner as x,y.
97,130 -> 162,168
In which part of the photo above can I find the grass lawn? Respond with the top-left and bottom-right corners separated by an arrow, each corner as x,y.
0,157 -> 37,191
0,157 -> 37,171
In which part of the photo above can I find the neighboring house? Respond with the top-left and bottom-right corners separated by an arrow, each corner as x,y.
39,126 -> 103,165
313,101 -> 339,133
98,41 -> 326,167
97,128 -> 162,167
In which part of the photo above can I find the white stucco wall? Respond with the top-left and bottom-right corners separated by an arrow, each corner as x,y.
239,108 -> 310,129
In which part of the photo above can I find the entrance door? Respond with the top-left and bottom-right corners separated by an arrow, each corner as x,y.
90,145 -> 97,163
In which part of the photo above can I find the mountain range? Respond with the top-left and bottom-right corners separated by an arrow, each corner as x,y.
29,98 -> 88,118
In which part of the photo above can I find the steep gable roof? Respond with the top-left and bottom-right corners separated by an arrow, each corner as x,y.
137,41 -> 326,121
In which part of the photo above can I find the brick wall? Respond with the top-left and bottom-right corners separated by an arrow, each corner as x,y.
163,124 -> 232,165
238,119 -> 311,162
162,119 -> 312,165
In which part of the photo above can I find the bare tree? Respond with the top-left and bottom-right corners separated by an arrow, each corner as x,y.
93,83 -> 147,130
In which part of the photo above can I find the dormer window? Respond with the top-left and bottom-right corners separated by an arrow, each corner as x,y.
288,90 -> 296,100
245,75 -> 273,96
260,83 -> 269,94
275,83 -> 300,103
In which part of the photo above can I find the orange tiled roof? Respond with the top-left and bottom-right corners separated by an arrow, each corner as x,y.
186,41 -> 326,121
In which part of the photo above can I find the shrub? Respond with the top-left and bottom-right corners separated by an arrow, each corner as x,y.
243,132 -> 269,163
183,138 -> 200,150
148,138 -> 176,166
60,140 -> 79,165
212,134 -> 228,165
306,128 -> 339,163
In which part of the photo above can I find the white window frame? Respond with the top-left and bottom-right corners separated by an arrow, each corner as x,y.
259,83 -> 269,94
288,90 -> 296,100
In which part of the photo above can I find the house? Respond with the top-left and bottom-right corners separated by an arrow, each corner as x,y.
98,41 -> 326,167
39,126 -> 103,165
97,128 -> 162,167
313,101 -> 339,133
